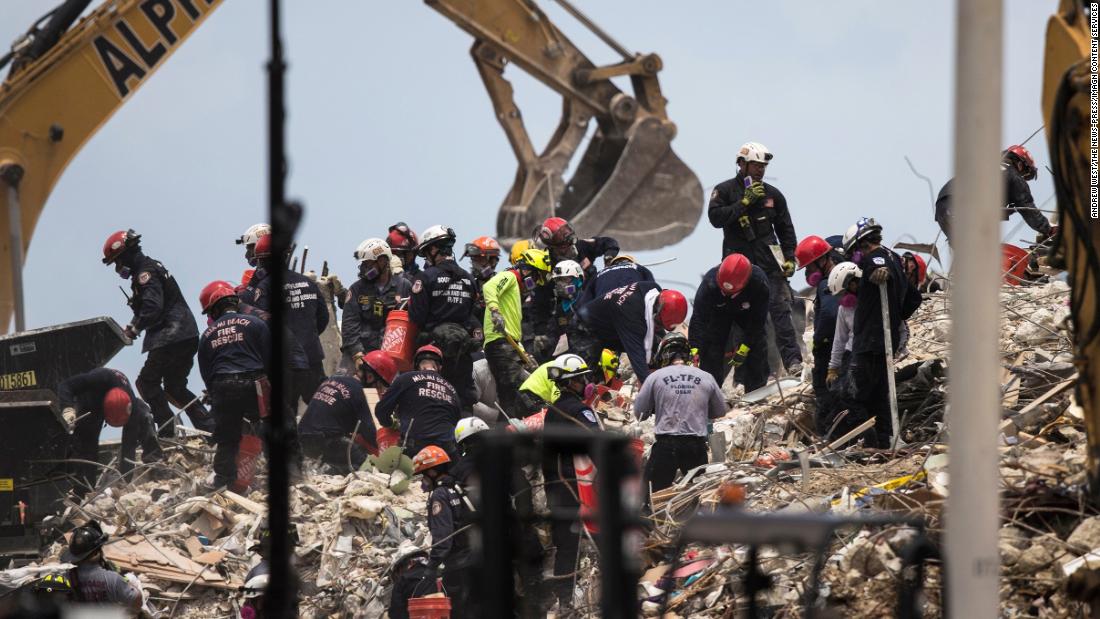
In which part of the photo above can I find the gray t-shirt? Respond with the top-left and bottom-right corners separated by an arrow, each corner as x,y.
73,563 -> 141,609
634,364 -> 726,436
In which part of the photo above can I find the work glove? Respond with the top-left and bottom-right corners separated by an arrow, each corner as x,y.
123,325 -> 138,341
869,267 -> 890,285
726,344 -> 750,368
740,182 -> 766,206
533,335 -> 554,357
62,407 -> 77,430
781,260 -> 796,278
826,367 -> 840,387
490,308 -> 506,334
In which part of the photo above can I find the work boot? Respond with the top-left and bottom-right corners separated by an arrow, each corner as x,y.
786,361 -> 803,377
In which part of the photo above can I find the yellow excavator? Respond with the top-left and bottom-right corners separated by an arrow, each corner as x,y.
1041,0 -> 1100,494
0,0 -> 702,335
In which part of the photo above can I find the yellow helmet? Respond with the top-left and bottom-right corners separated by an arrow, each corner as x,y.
599,348 -> 620,383
516,248 -> 551,273
510,239 -> 531,266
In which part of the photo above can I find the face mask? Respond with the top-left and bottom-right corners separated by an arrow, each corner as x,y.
851,250 -> 863,264
359,263 -> 380,280
806,271 -> 824,287
117,266 -> 131,279
552,244 -> 578,260
523,276 -> 537,291
554,280 -> 577,299
477,264 -> 495,280
841,292 -> 858,308
584,382 -> 597,401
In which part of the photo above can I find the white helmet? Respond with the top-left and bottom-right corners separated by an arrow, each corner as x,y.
842,217 -> 883,255
242,573 -> 269,599
236,223 -> 270,246
547,353 -> 591,382
354,238 -> 393,264
736,142 -> 773,165
828,262 -> 863,295
455,417 -> 490,444
552,259 -> 584,280
417,225 -> 457,255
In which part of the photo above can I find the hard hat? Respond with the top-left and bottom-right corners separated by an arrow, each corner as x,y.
357,350 -> 398,386
736,141 -> 773,165
455,417 -> 490,444
61,521 -> 109,563
1003,144 -> 1038,180
241,269 -> 255,288
842,217 -> 882,255
510,239 -> 531,265
551,259 -> 584,280
795,236 -> 832,270
546,353 -> 591,382
902,252 -> 928,285
389,254 -> 404,275
828,262 -> 862,295
416,225 -> 457,256
253,233 -> 273,260
102,387 -> 132,428
608,254 -> 636,266
236,223 -> 270,246
656,289 -> 688,329
538,217 -> 576,248
34,573 -> 73,596
199,280 -> 238,314
716,253 -> 752,296
101,229 -> 141,265
516,248 -> 552,273
354,238 -> 393,264
655,332 -> 692,368
462,236 -> 502,259
599,348 -> 620,383
414,344 -> 444,367
242,573 -> 269,599
412,445 -> 451,474
387,222 -> 419,251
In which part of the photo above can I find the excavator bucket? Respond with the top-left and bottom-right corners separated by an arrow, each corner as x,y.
558,117 -> 703,251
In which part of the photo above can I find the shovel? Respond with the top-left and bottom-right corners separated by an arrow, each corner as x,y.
878,281 -> 900,450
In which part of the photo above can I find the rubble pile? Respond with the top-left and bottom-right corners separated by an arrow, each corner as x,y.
3,280 -> 1089,618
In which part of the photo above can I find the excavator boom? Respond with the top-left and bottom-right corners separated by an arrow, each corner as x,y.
0,0 -> 223,333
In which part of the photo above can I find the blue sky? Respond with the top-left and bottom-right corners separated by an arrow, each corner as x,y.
3,0 -> 1056,421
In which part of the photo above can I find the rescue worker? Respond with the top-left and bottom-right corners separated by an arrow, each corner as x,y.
340,238 -> 412,365
409,225 -> 478,407
517,357 -> 561,414
575,254 -> 656,309
825,262 -> 862,437
451,416 -> 490,485
60,521 -> 143,612
634,333 -> 725,495
934,145 -> 1053,244
388,544 -> 435,619
843,219 -> 908,447
546,259 -> 598,364
298,351 -> 397,473
537,216 -> 619,277
578,281 -> 688,384
688,253 -> 771,393
707,142 -> 803,375
376,345 -> 462,459
196,280 -> 272,491
59,368 -> 161,492
461,235 -> 502,334
413,446 -> 478,619
541,354 -> 600,607
235,223 -> 270,267
584,348 -> 625,407
387,222 -> 421,288
240,233 -> 329,410
102,229 -> 213,437
901,251 -> 943,293
795,235 -> 845,431
482,248 -> 553,417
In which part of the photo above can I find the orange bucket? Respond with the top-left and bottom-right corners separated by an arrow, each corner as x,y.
1001,244 -> 1030,286
407,596 -> 451,619
629,438 -> 646,470
381,310 -> 419,372
376,426 -> 401,450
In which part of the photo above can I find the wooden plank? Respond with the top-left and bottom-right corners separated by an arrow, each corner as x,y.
998,376 -> 1076,434
220,490 -> 265,515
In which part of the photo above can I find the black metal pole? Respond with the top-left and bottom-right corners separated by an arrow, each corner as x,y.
266,0 -> 297,615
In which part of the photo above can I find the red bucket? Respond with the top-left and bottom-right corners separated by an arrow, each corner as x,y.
231,433 -> 263,494
408,596 -> 451,619
376,426 -> 401,451
1001,244 -> 1030,286
381,310 -> 419,372
629,438 -> 646,470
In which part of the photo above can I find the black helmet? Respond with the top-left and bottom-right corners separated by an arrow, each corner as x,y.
33,573 -> 74,597
61,521 -> 108,563
656,332 -> 692,368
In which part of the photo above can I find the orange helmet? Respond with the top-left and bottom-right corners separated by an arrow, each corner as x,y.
412,445 -> 451,474
462,236 -> 501,259
102,388 -> 132,428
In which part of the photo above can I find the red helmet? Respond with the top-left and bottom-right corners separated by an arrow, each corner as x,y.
240,269 -> 255,287
413,445 -> 451,474
414,344 -> 444,367
101,229 -> 140,265
199,280 -> 237,314
462,236 -> 502,259
253,234 -> 273,260
102,388 -> 132,428
795,236 -> 831,270
359,350 -> 398,386
1003,144 -> 1038,180
716,253 -> 752,296
538,217 -> 576,248
656,289 -> 688,329
387,222 -> 419,251
903,252 -> 928,285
